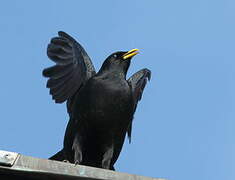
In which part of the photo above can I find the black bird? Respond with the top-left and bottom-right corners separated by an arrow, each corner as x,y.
43,31 -> 151,170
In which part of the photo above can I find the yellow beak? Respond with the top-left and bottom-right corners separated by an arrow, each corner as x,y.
122,49 -> 139,60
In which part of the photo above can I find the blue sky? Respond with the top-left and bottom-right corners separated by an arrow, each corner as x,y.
0,1 -> 235,180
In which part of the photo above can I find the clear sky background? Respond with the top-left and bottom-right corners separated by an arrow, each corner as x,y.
0,1 -> 234,180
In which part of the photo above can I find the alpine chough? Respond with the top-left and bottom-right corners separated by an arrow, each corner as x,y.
43,31 -> 151,170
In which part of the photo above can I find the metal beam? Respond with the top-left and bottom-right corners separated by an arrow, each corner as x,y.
0,150 -> 165,180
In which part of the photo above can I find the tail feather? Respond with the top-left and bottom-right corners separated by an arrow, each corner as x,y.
49,149 -> 65,161
110,165 -> 115,171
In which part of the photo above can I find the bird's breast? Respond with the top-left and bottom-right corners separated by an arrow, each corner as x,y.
74,77 -> 134,125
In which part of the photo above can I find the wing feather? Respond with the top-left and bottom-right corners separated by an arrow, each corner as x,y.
127,68 -> 151,142
43,31 -> 96,104
43,64 -> 74,79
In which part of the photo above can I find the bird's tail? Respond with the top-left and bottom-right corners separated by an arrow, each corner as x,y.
49,149 -> 65,161
110,165 -> 115,171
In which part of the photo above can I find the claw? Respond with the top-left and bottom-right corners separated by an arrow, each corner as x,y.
74,160 -> 80,166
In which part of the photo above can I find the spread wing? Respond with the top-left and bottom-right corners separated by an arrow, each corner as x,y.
127,68 -> 151,143
43,31 -> 96,103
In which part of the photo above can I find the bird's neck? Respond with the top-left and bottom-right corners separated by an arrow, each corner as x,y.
97,69 -> 127,80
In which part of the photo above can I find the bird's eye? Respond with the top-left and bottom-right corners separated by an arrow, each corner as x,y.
113,54 -> 117,58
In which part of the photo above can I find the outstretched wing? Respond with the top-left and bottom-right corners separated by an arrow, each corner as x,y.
127,68 -> 151,143
43,31 -> 96,103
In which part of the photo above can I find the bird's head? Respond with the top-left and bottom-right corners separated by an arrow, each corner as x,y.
99,49 -> 139,78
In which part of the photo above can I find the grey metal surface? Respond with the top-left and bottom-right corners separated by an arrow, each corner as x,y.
0,150 -> 19,167
0,150 -> 165,180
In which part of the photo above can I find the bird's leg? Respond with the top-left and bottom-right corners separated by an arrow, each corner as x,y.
72,133 -> 83,165
102,144 -> 114,169
63,119 -> 77,163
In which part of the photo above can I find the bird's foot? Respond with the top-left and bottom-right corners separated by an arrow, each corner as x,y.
63,159 -> 70,163
74,160 -> 80,166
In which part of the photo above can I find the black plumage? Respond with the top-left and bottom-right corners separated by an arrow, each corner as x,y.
43,31 -> 151,170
